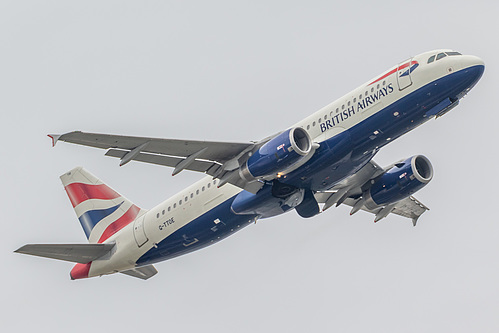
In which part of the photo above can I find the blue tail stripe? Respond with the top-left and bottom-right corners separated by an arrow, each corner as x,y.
78,202 -> 123,239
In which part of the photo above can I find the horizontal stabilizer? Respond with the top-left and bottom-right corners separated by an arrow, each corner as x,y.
121,265 -> 158,280
15,243 -> 115,264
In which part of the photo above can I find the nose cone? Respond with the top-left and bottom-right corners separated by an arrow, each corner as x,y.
463,54 -> 485,68
458,55 -> 485,90
463,55 -> 485,78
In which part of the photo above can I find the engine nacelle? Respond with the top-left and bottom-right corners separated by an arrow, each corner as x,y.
364,155 -> 433,209
240,127 -> 312,180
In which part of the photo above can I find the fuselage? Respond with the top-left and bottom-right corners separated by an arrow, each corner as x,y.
86,50 -> 484,278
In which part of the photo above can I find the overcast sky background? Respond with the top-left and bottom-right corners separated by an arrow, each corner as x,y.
2,1 -> 498,332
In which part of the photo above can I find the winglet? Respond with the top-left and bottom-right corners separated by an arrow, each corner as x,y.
48,134 -> 61,147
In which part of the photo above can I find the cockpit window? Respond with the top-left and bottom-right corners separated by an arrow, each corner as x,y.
445,51 -> 462,56
427,55 -> 436,64
436,53 -> 447,60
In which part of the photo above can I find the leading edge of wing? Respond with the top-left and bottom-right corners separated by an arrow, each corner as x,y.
50,131 -> 254,163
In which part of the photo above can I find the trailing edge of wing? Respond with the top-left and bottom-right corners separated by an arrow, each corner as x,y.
14,243 -> 115,264
105,148 -> 216,173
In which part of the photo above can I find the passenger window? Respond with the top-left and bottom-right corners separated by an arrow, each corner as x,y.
202,186 -> 205,191
156,213 -> 159,218
185,196 -> 188,201
179,200 -> 182,205
208,183 -> 211,188
196,190 -> 199,195
318,118 -> 321,123
324,114 -> 327,120
173,203 -> 176,208
427,55 -> 435,63
307,125 -> 310,130
190,193 -> 194,198
312,121 -> 316,126
436,53 -> 447,60
168,206 -> 171,212
162,210 -> 165,215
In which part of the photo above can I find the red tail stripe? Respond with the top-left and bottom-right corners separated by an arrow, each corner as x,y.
65,183 -> 121,208
97,205 -> 141,243
70,262 -> 91,280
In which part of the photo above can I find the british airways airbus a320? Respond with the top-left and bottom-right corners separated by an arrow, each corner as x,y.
16,50 -> 484,280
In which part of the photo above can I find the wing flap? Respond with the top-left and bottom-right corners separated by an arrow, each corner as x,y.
105,149 -> 217,173
15,243 -> 115,264
121,265 -> 158,280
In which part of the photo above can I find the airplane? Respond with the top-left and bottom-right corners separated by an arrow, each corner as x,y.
15,49 -> 484,280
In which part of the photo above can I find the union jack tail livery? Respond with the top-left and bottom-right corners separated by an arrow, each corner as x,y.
61,167 -> 143,244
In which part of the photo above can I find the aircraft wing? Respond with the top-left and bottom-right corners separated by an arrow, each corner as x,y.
314,160 -> 430,225
50,131 -> 265,193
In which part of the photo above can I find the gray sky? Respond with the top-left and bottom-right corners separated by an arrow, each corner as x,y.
3,1 -> 498,332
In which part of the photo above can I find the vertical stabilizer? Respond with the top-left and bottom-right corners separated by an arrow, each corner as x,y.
60,167 -> 144,243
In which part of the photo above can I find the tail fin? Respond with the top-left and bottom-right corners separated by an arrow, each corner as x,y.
60,167 -> 144,243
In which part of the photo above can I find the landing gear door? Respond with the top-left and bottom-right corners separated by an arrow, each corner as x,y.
396,58 -> 413,90
133,215 -> 148,247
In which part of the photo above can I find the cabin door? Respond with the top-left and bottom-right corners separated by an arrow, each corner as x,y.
396,58 -> 413,90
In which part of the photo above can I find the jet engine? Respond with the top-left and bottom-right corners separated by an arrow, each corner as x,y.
363,155 -> 433,209
240,127 -> 312,180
